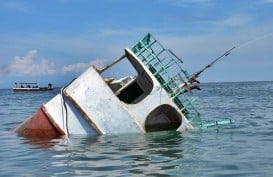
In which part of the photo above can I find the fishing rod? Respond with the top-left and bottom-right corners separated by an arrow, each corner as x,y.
187,32 -> 273,85
188,46 -> 236,84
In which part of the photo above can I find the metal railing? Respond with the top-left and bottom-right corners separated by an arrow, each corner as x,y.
132,33 -> 201,127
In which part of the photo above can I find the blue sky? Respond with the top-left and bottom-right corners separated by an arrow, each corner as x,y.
0,0 -> 273,88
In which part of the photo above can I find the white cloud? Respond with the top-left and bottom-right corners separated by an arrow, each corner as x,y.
0,50 -> 56,76
160,0 -> 213,6
98,29 -> 129,37
221,15 -> 251,27
181,0 -> 212,3
0,48 -> 111,77
61,58 -> 109,74
62,62 -> 91,74
98,28 -> 157,38
5,1 -> 31,12
260,0 -> 273,3
62,58 -> 110,74
91,58 -> 108,68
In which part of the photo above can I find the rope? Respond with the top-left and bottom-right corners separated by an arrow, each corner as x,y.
61,87 -> 69,135
60,78 -> 76,136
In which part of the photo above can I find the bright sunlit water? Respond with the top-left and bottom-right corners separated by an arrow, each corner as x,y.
1,81 -> 273,176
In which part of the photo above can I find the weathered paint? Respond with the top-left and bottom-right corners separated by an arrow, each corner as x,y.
44,93 -> 100,136
64,66 -> 144,135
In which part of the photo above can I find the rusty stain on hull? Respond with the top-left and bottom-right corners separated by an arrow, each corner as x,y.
15,105 -> 65,138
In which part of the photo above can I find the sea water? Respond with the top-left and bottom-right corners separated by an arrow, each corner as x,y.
1,81 -> 273,176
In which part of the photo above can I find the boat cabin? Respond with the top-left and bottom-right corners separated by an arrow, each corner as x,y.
93,33 -> 202,132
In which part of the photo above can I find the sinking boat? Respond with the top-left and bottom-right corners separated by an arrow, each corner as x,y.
15,33 -> 232,138
13,82 -> 54,92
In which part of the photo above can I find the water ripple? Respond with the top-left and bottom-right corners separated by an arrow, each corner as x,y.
1,82 -> 273,176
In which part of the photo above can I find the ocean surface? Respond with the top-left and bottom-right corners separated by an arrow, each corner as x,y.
1,81 -> 273,177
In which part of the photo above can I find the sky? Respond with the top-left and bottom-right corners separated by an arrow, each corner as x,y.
0,0 -> 273,89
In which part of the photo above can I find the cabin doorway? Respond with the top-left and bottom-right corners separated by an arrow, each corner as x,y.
100,49 -> 154,104
145,104 -> 182,132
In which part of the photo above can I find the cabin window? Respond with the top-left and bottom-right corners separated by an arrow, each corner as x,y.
100,49 -> 154,104
145,105 -> 182,132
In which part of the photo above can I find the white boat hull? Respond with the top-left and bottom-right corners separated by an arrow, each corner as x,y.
15,36 -> 196,138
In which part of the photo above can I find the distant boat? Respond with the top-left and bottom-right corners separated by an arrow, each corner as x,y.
13,82 -> 54,92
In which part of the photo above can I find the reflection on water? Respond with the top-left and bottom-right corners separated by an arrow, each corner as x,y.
33,131 -> 200,176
